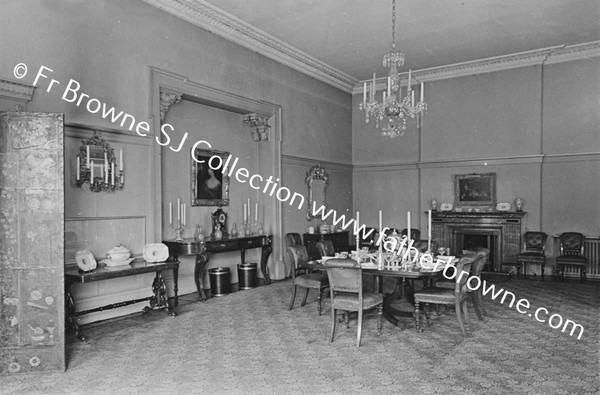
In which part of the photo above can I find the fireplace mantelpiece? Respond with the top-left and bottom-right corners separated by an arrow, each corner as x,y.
431,212 -> 526,271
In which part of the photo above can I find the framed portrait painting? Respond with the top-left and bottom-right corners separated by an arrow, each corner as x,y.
454,173 -> 496,207
191,148 -> 229,206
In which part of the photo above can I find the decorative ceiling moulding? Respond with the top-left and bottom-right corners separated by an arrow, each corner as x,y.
0,77 -> 35,109
159,89 -> 183,122
143,0 -> 357,93
352,41 -> 600,94
417,155 -> 544,169
281,154 -> 353,173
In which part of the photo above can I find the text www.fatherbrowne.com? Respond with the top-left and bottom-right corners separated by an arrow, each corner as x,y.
311,202 -> 586,340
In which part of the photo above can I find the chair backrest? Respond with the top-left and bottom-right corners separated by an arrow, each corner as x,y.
559,232 -> 585,255
452,256 -> 474,294
324,258 -> 361,295
462,248 -> 488,277
316,240 -> 335,257
523,231 -> 547,252
285,233 -> 303,247
359,227 -> 377,248
401,228 -> 421,241
287,245 -> 310,278
384,228 -> 401,236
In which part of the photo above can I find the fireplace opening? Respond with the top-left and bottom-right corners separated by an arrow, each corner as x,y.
456,232 -> 499,271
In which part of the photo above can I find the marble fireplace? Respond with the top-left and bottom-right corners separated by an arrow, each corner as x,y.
431,212 -> 526,271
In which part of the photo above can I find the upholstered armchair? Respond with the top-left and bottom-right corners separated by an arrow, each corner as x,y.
324,258 -> 383,347
517,232 -> 548,280
287,245 -> 329,315
285,232 -> 303,247
359,227 -> 377,249
316,240 -> 335,258
556,232 -> 587,282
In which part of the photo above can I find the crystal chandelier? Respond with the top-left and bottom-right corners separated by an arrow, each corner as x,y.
359,0 -> 427,138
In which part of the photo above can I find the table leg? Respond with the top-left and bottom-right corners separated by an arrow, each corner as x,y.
149,271 -> 176,316
65,282 -> 86,342
260,243 -> 273,285
194,252 -> 209,300
173,266 -> 179,306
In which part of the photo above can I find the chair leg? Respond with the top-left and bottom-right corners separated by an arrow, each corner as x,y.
582,267 -> 587,283
330,308 -> 336,343
425,303 -> 432,326
462,299 -> 470,327
541,263 -> 545,281
477,289 -> 487,316
455,299 -> 466,337
377,305 -> 383,336
300,288 -> 309,306
415,301 -> 422,332
470,292 -> 483,321
344,311 -> 350,328
288,285 -> 297,310
356,307 -> 363,347
316,288 -> 323,315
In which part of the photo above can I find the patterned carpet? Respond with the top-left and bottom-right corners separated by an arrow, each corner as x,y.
2,277 -> 599,394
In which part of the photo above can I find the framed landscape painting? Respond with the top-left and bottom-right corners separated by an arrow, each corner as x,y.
454,173 -> 496,207
191,148 -> 229,206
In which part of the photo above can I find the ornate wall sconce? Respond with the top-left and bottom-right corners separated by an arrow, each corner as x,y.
243,113 -> 271,142
75,132 -> 124,192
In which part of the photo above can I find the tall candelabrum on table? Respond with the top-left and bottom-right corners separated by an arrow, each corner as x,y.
168,199 -> 186,242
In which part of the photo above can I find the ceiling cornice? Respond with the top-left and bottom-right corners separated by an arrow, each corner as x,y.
353,41 -> 600,93
143,0 -> 358,93
143,0 -> 599,95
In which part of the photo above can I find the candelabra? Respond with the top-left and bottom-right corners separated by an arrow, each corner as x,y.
75,131 -> 125,192
170,219 -> 185,242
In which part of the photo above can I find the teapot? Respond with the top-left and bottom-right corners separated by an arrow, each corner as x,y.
106,244 -> 132,261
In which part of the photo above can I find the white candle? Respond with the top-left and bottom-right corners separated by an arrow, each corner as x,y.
104,152 -> 107,163
379,210 -> 382,234
177,198 -> 181,221
119,149 -> 123,171
243,203 -> 247,222
356,211 -> 360,253
255,203 -> 258,222
169,202 -> 172,225
247,198 -> 251,221
411,90 -> 415,107
182,203 -> 186,226
407,211 -> 411,243
420,82 -> 424,104
76,156 -> 80,180
104,160 -> 108,183
111,162 -> 115,185
86,146 -> 90,167
363,83 -> 366,104
387,77 -> 391,96
408,69 -> 411,91
383,91 -> 386,102
90,160 -> 94,181
428,210 -> 432,252
372,72 -> 376,91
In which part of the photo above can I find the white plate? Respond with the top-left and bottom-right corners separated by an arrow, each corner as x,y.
75,250 -> 97,272
143,243 -> 169,262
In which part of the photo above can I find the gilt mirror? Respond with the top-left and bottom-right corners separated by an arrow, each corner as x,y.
305,165 -> 329,220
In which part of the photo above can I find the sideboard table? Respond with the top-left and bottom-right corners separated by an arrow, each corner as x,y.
65,259 -> 179,341
163,234 -> 273,301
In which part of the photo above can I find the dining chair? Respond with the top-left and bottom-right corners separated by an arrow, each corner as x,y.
285,232 -> 303,247
286,245 -> 329,315
284,233 -> 303,278
324,258 -> 383,347
434,249 -> 488,320
414,256 -> 474,337
556,232 -> 587,282
316,240 -> 335,258
516,231 -> 548,280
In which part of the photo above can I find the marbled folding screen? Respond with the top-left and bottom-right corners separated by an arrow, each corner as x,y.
0,112 -> 65,374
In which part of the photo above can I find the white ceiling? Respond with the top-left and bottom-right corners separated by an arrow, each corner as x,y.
204,0 -> 600,81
